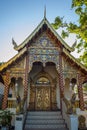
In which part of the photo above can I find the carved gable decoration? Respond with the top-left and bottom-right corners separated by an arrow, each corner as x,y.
31,33 -> 55,47
28,33 -> 59,70
10,58 -> 25,71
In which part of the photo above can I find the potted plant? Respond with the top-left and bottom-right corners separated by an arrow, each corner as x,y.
0,110 -> 14,130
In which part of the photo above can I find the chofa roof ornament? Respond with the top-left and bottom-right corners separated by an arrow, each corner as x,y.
12,38 -> 18,49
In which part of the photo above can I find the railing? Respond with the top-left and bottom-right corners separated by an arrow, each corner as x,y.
7,98 -> 16,108
7,97 -> 27,112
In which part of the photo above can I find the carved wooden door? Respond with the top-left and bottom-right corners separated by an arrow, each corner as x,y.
36,86 -> 50,110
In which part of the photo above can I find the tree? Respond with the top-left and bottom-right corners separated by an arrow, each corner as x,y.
52,0 -> 87,67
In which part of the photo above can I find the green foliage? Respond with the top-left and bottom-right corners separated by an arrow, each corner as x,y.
75,7 -> 82,14
61,30 -> 69,39
0,110 -> 14,126
52,16 -> 64,29
72,0 -> 87,7
52,0 -> 87,67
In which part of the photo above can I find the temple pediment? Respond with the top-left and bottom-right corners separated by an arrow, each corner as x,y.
0,17 -> 87,74
30,33 -> 55,48
14,18 -> 73,52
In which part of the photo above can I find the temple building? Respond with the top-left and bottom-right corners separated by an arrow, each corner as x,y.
0,15 -> 87,130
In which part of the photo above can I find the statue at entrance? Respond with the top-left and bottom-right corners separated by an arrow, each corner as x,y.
16,94 -> 26,114
16,94 -> 21,114
63,92 -> 76,114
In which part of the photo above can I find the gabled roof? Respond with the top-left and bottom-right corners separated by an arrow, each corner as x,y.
14,18 -> 74,52
63,48 -> 87,73
0,17 -> 87,74
0,48 -> 26,72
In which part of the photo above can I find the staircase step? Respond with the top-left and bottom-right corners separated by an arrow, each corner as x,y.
26,115 -> 62,120
24,111 -> 68,130
26,119 -> 64,124
27,111 -> 61,116
25,124 -> 66,129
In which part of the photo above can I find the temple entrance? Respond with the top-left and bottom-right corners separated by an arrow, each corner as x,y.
28,62 -> 59,111
36,86 -> 50,110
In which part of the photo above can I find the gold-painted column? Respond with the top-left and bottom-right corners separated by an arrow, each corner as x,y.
77,73 -> 84,110
24,53 -> 29,99
2,72 -> 10,109
59,51 -> 64,98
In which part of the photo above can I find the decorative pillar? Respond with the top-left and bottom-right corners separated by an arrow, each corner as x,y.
77,73 -> 84,110
2,72 -> 10,109
59,51 -> 64,98
23,52 -> 29,99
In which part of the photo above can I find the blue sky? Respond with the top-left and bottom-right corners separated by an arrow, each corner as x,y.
0,0 -> 78,62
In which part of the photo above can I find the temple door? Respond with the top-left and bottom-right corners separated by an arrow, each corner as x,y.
36,86 -> 50,110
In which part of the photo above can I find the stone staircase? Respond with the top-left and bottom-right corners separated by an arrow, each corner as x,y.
24,111 -> 68,130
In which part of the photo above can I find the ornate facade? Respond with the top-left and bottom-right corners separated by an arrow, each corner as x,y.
0,17 -> 87,111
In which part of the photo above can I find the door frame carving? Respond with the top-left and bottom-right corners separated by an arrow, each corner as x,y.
29,70 -> 58,111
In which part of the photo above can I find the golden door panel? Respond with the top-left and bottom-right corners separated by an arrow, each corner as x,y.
36,87 -> 50,110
